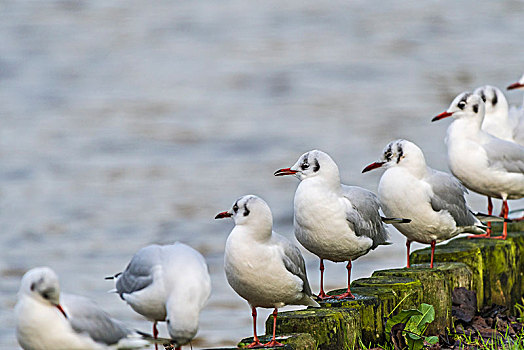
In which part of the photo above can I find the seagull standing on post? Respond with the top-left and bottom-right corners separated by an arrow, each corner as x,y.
215,195 -> 319,348
363,139 -> 491,268
432,92 -> 524,239
275,150 -> 406,299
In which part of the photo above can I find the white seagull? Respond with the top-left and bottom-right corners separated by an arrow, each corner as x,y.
108,242 -> 211,350
507,73 -> 524,145
432,92 -> 524,239
473,85 -> 516,143
15,266 -> 147,350
215,195 -> 319,348
362,139 -> 489,268
274,150 -> 407,299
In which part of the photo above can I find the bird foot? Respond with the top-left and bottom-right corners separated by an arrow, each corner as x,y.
334,291 -> 355,300
488,235 -> 507,240
246,341 -> 264,348
468,233 -> 491,239
316,291 -> 331,300
263,340 -> 284,347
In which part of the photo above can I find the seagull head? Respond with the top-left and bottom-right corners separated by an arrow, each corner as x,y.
362,139 -> 426,173
432,92 -> 485,125
19,267 -> 68,318
274,150 -> 340,184
473,85 -> 508,116
215,195 -> 273,229
507,73 -> 524,90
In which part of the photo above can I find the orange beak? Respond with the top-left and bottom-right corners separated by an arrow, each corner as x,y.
215,211 -> 232,219
432,111 -> 453,122
274,168 -> 298,176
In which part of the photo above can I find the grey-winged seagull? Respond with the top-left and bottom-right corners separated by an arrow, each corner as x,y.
432,92 -> 524,239
108,242 -> 211,350
274,150 -> 408,299
362,139 -> 492,267
15,266 -> 147,350
215,195 -> 319,348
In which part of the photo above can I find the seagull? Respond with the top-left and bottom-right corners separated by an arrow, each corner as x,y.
432,92 -> 524,239
507,73 -> 524,145
215,195 -> 319,348
362,139 -> 490,268
274,150 -> 407,299
473,85 -> 516,143
15,266 -> 147,350
107,242 -> 211,350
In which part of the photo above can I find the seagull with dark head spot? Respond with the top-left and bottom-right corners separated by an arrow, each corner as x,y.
215,195 -> 319,348
15,267 -> 148,350
473,85 -> 518,143
363,139 -> 499,268
275,150 -> 408,300
432,92 -> 524,239
107,242 -> 211,350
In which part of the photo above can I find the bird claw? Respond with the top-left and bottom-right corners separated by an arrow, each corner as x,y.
334,291 -> 355,300
468,233 -> 491,239
246,341 -> 264,348
263,340 -> 284,347
316,291 -> 330,300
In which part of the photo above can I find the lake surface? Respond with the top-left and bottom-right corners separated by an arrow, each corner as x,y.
1,1 -> 523,348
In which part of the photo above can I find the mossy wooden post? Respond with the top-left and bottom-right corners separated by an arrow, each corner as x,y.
319,276 -> 423,344
410,236 -> 521,312
372,262 -> 473,334
506,231 -> 524,299
264,307 -> 361,350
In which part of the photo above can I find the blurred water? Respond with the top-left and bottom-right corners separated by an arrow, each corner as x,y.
1,1 -> 524,348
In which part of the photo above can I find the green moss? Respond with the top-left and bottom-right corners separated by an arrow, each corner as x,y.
264,308 -> 360,350
507,232 -> 524,299
372,263 -> 472,334
410,237 -> 520,312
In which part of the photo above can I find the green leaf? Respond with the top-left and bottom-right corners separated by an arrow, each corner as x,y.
425,336 -> 439,344
385,309 -> 422,334
406,336 -> 424,350
405,303 -> 435,333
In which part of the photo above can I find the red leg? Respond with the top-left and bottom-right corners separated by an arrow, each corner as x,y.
153,322 -> 159,350
430,240 -> 436,268
263,308 -> 284,347
317,259 -> 329,299
469,196 -> 494,238
491,200 -> 508,240
406,239 -> 411,268
335,260 -> 355,299
246,307 -> 262,348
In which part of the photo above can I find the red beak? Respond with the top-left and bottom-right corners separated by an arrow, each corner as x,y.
274,168 -> 298,176
432,111 -> 453,122
507,82 -> 524,90
215,211 -> 232,219
55,304 -> 68,319
362,161 -> 385,173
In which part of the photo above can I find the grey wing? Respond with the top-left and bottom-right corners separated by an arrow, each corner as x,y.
427,169 -> 478,227
116,245 -> 161,299
484,137 -> 524,173
275,234 -> 313,297
62,294 -> 130,345
342,185 -> 389,248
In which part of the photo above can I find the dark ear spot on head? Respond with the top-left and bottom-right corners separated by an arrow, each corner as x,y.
492,93 -> 498,106
480,91 -> 486,102
30,282 -> 36,291
473,104 -> 479,113
313,159 -> 320,172
396,143 -> 404,163
243,205 -> 250,217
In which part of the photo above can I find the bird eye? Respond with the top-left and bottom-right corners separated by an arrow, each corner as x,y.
301,162 -> 310,170
233,204 -> 239,213
457,101 -> 466,109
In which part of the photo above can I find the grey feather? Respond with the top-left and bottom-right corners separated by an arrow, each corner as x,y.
342,185 -> 389,248
115,245 -> 161,299
62,294 -> 131,345
275,234 -> 314,297
427,169 -> 478,227
484,137 -> 524,174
